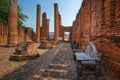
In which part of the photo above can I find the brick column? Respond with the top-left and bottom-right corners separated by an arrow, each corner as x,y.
41,12 -> 50,40
32,31 -> 36,41
59,14 -> 63,40
7,0 -> 18,46
46,19 -> 50,40
36,4 -> 41,43
54,3 -> 59,42
41,12 -> 47,40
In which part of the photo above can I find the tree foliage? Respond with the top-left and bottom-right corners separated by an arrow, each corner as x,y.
0,0 -> 28,26
18,6 -> 28,26
0,0 -> 8,23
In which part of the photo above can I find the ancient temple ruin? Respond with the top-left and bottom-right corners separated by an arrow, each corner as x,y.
0,0 -> 120,79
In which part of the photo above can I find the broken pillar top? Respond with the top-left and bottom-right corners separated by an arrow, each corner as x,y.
54,3 -> 58,6
54,3 -> 58,10
37,4 -> 40,6
37,4 -> 41,11
42,12 -> 47,18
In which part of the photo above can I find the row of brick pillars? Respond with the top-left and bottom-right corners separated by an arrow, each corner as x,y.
0,1 -> 51,45
35,4 -> 50,42
5,1 -> 68,46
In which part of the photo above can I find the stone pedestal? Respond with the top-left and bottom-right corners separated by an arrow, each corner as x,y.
39,40 -> 53,49
10,42 -> 39,61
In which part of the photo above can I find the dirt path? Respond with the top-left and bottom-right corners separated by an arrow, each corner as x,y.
1,42 -> 112,80
0,43 -> 48,79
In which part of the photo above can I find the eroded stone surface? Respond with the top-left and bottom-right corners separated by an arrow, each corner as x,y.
10,42 -> 39,61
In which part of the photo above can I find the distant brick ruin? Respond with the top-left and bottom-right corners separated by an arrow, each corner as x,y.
54,3 -> 72,42
71,0 -> 120,79
0,2 -> 72,46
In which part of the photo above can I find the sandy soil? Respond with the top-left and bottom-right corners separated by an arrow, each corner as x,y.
0,43 -> 48,79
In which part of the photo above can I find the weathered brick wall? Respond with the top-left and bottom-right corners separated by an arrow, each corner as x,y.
18,26 -> 25,42
0,23 -> 8,45
25,28 -> 34,42
71,20 -> 79,42
100,0 -> 120,79
79,0 -> 91,47
0,24 -> 35,45
71,0 -> 120,79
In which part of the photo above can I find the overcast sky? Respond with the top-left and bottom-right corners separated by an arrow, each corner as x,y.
18,0 -> 83,32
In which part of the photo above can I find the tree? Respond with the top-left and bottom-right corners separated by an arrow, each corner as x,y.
0,0 -> 8,23
0,0 -> 28,26
18,6 -> 28,26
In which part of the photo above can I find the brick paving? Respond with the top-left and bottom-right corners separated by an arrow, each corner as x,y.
1,42 -> 112,80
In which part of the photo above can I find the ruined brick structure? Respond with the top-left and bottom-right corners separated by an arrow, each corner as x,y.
59,26 -> 72,41
71,0 -> 120,79
0,23 -> 8,45
7,0 -> 18,46
41,12 -> 50,40
35,4 -> 41,43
